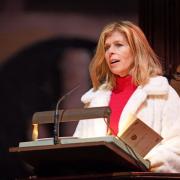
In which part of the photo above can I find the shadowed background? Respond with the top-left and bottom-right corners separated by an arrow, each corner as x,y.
0,0 -> 179,178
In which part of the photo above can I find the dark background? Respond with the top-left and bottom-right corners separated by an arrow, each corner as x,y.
0,0 -> 179,178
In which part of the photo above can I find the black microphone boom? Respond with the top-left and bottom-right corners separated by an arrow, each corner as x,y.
53,84 -> 80,144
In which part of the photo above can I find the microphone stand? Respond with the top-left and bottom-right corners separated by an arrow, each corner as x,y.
53,85 -> 80,144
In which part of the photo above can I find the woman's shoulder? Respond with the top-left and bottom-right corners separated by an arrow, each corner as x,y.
81,88 -> 95,104
149,75 -> 169,84
140,75 -> 169,95
81,83 -> 111,104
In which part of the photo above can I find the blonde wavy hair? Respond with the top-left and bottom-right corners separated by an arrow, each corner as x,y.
89,21 -> 163,90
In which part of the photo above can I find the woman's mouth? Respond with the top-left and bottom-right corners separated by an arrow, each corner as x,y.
111,59 -> 120,64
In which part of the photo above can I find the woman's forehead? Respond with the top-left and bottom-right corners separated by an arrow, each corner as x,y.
104,31 -> 127,43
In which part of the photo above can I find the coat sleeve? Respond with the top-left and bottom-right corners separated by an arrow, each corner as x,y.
145,86 -> 180,172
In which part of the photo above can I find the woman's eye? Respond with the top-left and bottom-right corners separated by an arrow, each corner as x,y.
104,46 -> 110,51
116,43 -> 123,47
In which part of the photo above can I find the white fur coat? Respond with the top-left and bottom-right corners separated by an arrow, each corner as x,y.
73,76 -> 180,173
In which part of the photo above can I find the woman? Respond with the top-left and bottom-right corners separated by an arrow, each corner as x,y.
73,21 -> 180,172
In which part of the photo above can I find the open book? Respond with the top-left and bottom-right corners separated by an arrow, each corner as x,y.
117,116 -> 163,157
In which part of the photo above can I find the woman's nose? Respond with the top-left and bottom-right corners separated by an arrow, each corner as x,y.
108,45 -> 116,54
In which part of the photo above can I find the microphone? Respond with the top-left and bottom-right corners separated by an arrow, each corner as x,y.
53,84 -> 80,144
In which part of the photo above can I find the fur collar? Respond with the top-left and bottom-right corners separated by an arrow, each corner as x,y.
81,76 -> 169,105
138,76 -> 169,95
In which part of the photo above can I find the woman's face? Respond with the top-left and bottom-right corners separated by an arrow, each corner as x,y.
104,31 -> 134,77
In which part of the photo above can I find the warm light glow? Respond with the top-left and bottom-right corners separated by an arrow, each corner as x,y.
32,124 -> 38,141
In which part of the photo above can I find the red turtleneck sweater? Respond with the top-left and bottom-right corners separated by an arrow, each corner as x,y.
109,76 -> 137,135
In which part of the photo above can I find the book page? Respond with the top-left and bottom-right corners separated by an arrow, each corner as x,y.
117,113 -> 137,137
119,118 -> 163,157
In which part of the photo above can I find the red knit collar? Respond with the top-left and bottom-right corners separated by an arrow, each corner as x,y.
114,75 -> 136,92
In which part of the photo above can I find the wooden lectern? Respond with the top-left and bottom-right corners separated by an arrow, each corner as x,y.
9,106 -> 151,179
10,136 -> 150,177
